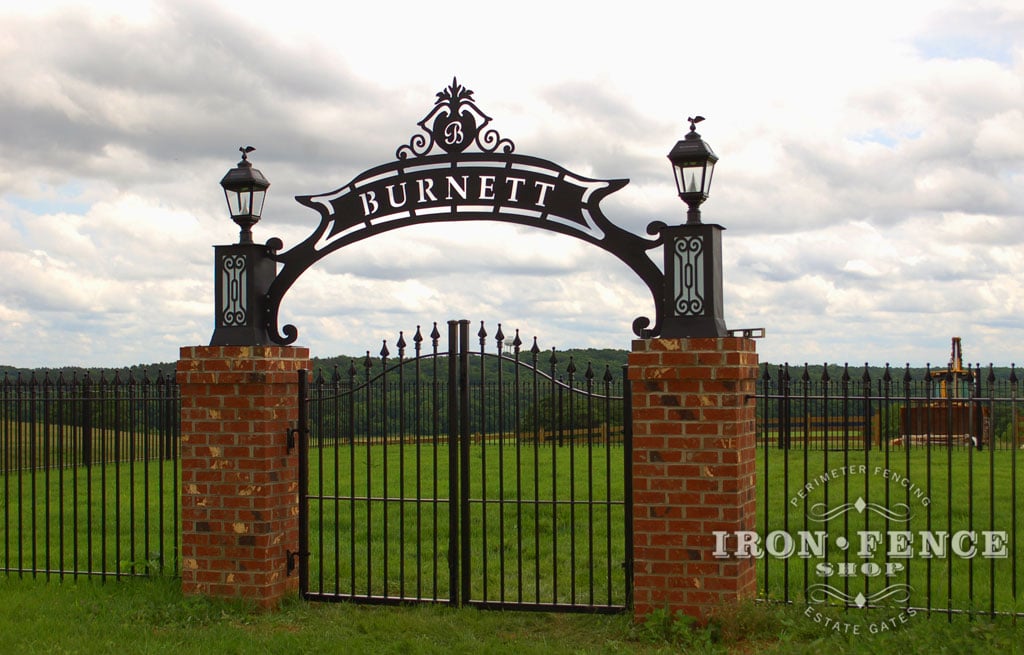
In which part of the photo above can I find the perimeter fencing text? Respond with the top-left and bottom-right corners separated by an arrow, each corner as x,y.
756,362 -> 1023,619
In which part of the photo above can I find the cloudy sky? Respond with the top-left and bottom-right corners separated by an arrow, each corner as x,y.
1,0 -> 1022,368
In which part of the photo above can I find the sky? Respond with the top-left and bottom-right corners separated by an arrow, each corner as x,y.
0,0 -> 1022,368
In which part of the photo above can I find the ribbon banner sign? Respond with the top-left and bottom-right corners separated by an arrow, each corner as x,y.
252,79 -> 668,345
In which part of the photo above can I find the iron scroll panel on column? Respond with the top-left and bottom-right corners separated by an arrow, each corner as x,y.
258,79 -> 670,344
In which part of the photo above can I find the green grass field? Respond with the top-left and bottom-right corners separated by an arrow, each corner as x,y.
758,444 -> 1024,617
0,575 -> 1022,654
2,433 -> 1022,622
0,457 -> 178,577
304,440 -> 629,608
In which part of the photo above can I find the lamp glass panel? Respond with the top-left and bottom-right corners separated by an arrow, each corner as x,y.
673,164 -> 686,194
704,160 -> 715,196
250,188 -> 266,217
225,187 -> 263,218
673,161 -> 704,194
680,163 -> 705,194
224,189 -> 240,216
237,189 -> 253,216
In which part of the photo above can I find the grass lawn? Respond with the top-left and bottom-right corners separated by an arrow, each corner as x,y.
4,434 -> 1024,651
0,457 -> 178,577
758,445 -> 1024,617
0,575 -> 1021,654
304,441 -> 627,607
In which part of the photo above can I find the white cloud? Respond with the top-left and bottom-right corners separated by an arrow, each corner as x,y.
0,0 -> 1021,367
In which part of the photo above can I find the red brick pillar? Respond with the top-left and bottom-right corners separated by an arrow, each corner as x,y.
628,337 -> 758,621
177,345 -> 310,608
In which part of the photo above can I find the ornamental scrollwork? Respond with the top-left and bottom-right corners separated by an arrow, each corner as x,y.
396,78 -> 515,159
259,79 -> 666,346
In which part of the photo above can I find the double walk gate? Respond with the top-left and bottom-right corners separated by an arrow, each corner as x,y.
296,320 -> 632,612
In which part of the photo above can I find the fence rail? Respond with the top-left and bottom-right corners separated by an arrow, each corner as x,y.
0,371 -> 180,579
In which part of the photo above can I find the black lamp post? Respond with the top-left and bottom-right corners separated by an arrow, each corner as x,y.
659,117 -> 727,338
210,147 -> 277,346
220,146 -> 270,245
667,116 -> 718,224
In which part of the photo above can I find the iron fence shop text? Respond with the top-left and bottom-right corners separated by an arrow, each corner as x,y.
0,371 -> 180,579
755,362 -> 1023,621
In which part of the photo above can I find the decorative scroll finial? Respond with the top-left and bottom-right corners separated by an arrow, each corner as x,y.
239,145 -> 255,161
397,77 -> 514,159
687,116 -> 705,132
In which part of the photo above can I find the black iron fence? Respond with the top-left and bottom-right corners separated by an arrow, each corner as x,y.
8,350 -> 1022,623
758,363 -> 1021,451
0,371 -> 180,579
299,321 -> 632,612
757,362 -> 1023,619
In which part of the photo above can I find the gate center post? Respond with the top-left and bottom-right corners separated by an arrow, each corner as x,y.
628,336 -> 758,622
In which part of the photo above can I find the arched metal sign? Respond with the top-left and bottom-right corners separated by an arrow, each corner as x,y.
210,79 -> 728,347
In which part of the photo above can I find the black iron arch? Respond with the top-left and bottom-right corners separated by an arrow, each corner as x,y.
257,79 -> 668,345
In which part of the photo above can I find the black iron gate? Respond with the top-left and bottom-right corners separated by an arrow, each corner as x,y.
296,320 -> 632,612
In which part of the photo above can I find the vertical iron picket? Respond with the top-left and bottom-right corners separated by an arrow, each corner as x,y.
2,375 -> 9,574
477,322 -> 488,603
860,365 -> 871,605
965,365 -> 973,617
447,321 -> 460,606
397,332 -> 407,600
781,364 -> 790,603
333,368 -> 342,593
413,328 -> 423,601
379,342 -> 390,599
759,365 -> 771,599
1011,366 -> 1019,613
57,375 -> 66,579
800,364 -> 811,600
113,374 -> 122,578
549,349 -> 559,605
315,369 -> 325,595
513,330 -> 524,604
531,339 -> 541,604
83,374 -> 93,577
567,358 -> 577,606
986,365 -> 996,617
585,363 -> 595,606
347,361 -> 357,597
457,320 -> 472,605
430,324 -> 441,600
496,325 -> 507,605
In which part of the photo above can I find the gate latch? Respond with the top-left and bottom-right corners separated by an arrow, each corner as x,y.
286,549 -> 307,576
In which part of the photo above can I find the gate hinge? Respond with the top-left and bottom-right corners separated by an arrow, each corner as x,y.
286,548 -> 307,576
287,426 -> 302,453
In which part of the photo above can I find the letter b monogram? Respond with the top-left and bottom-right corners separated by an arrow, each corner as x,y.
444,121 -> 463,145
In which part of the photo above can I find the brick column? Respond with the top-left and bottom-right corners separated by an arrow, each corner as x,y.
628,337 -> 758,621
177,345 -> 310,608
